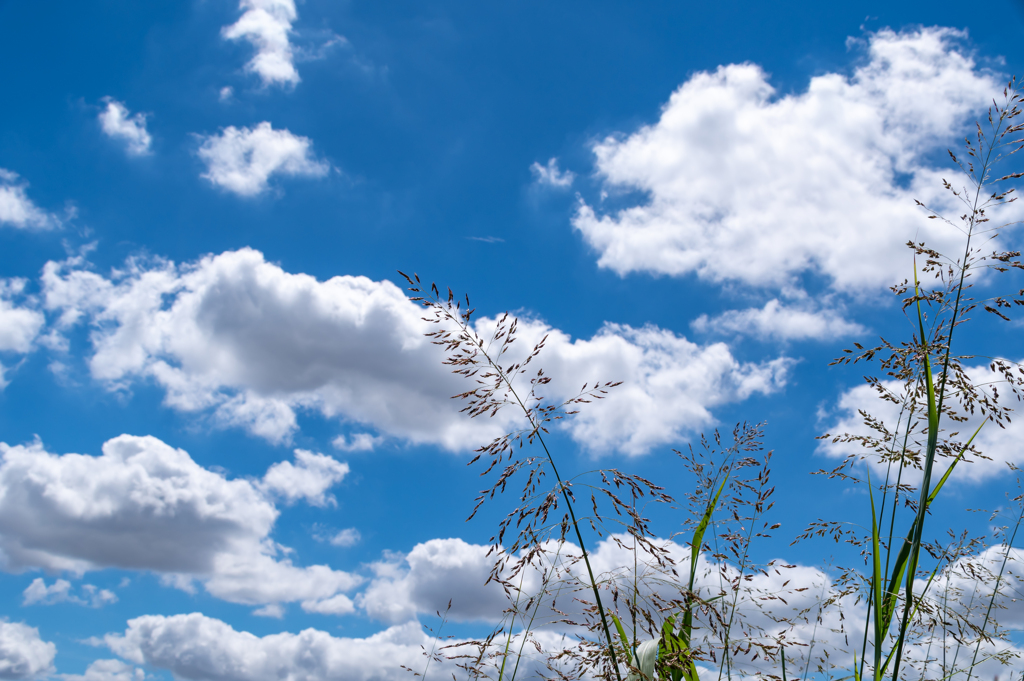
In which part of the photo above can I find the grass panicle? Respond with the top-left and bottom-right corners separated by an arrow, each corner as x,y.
400,78 -> 1024,681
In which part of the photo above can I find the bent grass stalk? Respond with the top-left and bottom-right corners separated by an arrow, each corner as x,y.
399,277 -> 631,681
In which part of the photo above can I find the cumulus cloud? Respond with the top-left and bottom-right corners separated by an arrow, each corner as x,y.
530,158 -> 575,188
222,0 -> 300,87
196,122 -> 329,196
259,449 -> 349,507
59,659 -> 144,681
98,99 -> 152,156
41,248 -> 790,455
94,534 -> 1023,680
329,528 -> 361,547
358,534 -> 860,678
573,27 -> 1018,293
691,298 -> 867,341
0,170 -> 58,230
0,279 -> 46,389
0,279 -> 44,356
22,578 -> 117,608
105,614 -> 458,681
0,620 -> 55,680
360,536 -> 819,625
0,435 -> 359,612
360,538 -> 505,623
818,363 -> 1024,482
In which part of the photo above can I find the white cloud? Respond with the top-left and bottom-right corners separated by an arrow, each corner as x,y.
818,363 -> 1024,482
0,279 -> 45,389
222,0 -> 300,87
196,122 -> 329,196
360,538 -> 507,623
299,593 -> 356,615
573,27 -> 1017,293
358,534 -> 861,679
98,99 -> 152,156
329,528 -> 361,547
22,578 -> 116,608
332,433 -> 383,452
0,170 -> 57,230
105,614 -> 458,681
96,534 -> 1024,680
530,157 -> 575,188
59,659 -> 144,681
259,449 -> 349,507
0,435 -> 359,612
0,279 -> 44,354
41,248 -> 790,455
0,620 -> 55,680
691,298 -> 867,341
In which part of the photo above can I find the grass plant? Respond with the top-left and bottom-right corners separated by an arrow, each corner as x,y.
402,79 -> 1024,681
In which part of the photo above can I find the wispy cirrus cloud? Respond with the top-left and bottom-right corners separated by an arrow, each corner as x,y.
531,157 -> 575,188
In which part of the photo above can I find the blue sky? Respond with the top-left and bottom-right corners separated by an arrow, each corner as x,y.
1,1 -> 1024,679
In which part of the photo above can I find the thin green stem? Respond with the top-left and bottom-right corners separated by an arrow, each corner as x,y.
462,320 -> 624,681
889,103 -> 1012,681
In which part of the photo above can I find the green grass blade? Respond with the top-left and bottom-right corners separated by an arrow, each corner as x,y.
612,613 -> 634,667
868,470 -> 884,681
880,421 -> 983,631
682,474 -> 729,652
690,475 -> 729,584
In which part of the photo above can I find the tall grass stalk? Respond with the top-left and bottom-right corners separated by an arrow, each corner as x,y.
403,78 -> 1024,681
400,277 -> 672,680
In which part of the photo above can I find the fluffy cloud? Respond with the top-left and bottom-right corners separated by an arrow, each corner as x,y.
0,170 -> 57,230
98,99 -> 152,156
259,449 -> 349,507
0,620 -> 55,680
818,364 -> 1024,482
360,538 -> 509,623
0,279 -> 45,388
358,534 -> 861,678
96,535 -> 1024,680
196,122 -> 329,196
105,614 -> 457,681
691,298 -> 867,341
359,533 -> 1024,679
329,528 -> 360,547
530,157 -> 575,188
0,435 -> 358,612
222,0 -> 300,87
42,248 -> 790,455
573,28 -> 1017,293
0,281 -> 44,354
359,536 -> 834,627
59,659 -> 143,681
22,578 -> 117,608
